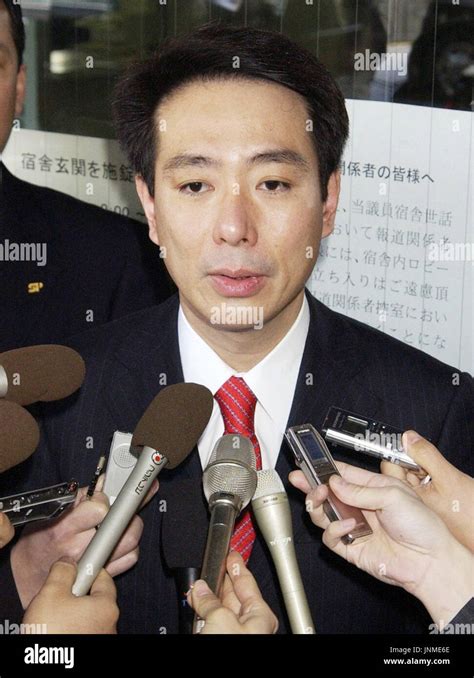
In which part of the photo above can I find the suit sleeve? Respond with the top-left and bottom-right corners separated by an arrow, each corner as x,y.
435,372 -> 474,476
448,597 -> 474,627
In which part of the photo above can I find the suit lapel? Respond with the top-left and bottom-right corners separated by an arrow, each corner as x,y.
107,294 -> 203,482
252,290 -> 385,577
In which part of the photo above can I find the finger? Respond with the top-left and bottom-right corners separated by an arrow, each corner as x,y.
188,579 -> 223,619
105,547 -> 139,577
322,518 -> 357,551
328,473 -> 412,511
380,459 -> 408,481
289,470 -> 312,494
406,472 -> 423,487
90,568 -> 117,601
338,462 -> 397,487
0,512 -> 14,548
67,490 -> 109,532
402,431 -> 452,478
304,486 -> 330,529
43,557 -> 78,592
220,571 -> 241,616
226,552 -> 258,600
139,479 -> 159,511
109,516 -> 143,562
226,553 -> 277,634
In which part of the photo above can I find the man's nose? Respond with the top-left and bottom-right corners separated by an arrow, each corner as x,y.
212,187 -> 258,247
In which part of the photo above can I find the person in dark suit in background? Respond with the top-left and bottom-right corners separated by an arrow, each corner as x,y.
0,0 -> 172,352
0,23 -> 472,634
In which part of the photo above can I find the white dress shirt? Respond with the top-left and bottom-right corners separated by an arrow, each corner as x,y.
178,295 -> 310,470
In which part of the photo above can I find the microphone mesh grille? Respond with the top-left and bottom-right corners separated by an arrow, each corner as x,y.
253,468 -> 285,500
203,435 -> 257,506
209,434 -> 256,468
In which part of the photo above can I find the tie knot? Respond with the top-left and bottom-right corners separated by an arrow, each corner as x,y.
214,376 -> 257,436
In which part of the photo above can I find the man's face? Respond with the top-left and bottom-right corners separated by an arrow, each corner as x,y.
137,78 -> 339,330
0,3 -> 25,155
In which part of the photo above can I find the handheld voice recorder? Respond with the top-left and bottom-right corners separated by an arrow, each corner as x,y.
0,480 -> 78,526
322,407 -> 421,472
103,431 -> 137,504
285,423 -> 372,544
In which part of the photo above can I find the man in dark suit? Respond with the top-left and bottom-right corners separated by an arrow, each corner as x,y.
0,23 -> 472,634
0,0 -> 172,351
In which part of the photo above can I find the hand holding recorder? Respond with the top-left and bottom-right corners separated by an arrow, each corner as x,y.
290,462 -> 473,628
382,431 -> 474,551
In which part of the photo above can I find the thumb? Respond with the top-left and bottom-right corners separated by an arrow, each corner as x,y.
402,431 -> 454,479
90,568 -> 117,601
188,580 -> 222,620
43,557 -> 78,592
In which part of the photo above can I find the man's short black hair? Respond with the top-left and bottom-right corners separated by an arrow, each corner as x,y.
2,0 -> 25,68
113,22 -> 349,202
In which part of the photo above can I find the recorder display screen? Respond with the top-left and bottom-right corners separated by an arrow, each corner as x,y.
299,432 -> 326,460
343,416 -> 367,435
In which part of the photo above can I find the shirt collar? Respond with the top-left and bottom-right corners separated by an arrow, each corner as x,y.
178,295 -> 310,430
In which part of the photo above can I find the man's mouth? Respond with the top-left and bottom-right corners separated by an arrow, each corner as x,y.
209,269 -> 263,278
208,269 -> 267,298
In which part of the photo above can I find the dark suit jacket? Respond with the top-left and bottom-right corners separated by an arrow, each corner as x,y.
0,164 -> 173,351
0,291 -> 472,633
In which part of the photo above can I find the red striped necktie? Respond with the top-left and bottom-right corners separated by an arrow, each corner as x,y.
214,376 -> 262,563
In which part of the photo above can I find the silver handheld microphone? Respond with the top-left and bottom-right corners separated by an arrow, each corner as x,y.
72,383 -> 213,597
200,434 -> 257,596
194,434 -> 257,633
252,469 -> 316,634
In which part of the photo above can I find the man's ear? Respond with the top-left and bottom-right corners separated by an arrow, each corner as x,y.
14,65 -> 26,118
321,170 -> 341,239
135,175 -> 159,246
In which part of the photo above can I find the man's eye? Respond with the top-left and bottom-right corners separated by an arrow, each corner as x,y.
179,182 -> 209,194
260,180 -> 291,192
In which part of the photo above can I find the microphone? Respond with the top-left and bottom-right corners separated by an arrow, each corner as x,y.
200,434 -> 257,597
72,382 -> 213,596
161,479 -> 209,634
252,468 -> 315,634
0,400 -> 40,473
0,345 -> 85,405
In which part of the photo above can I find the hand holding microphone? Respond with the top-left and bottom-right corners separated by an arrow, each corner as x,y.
187,551 -> 278,635
10,474 -> 152,609
72,383 -> 213,596
199,434 -> 257,596
23,558 -> 119,634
